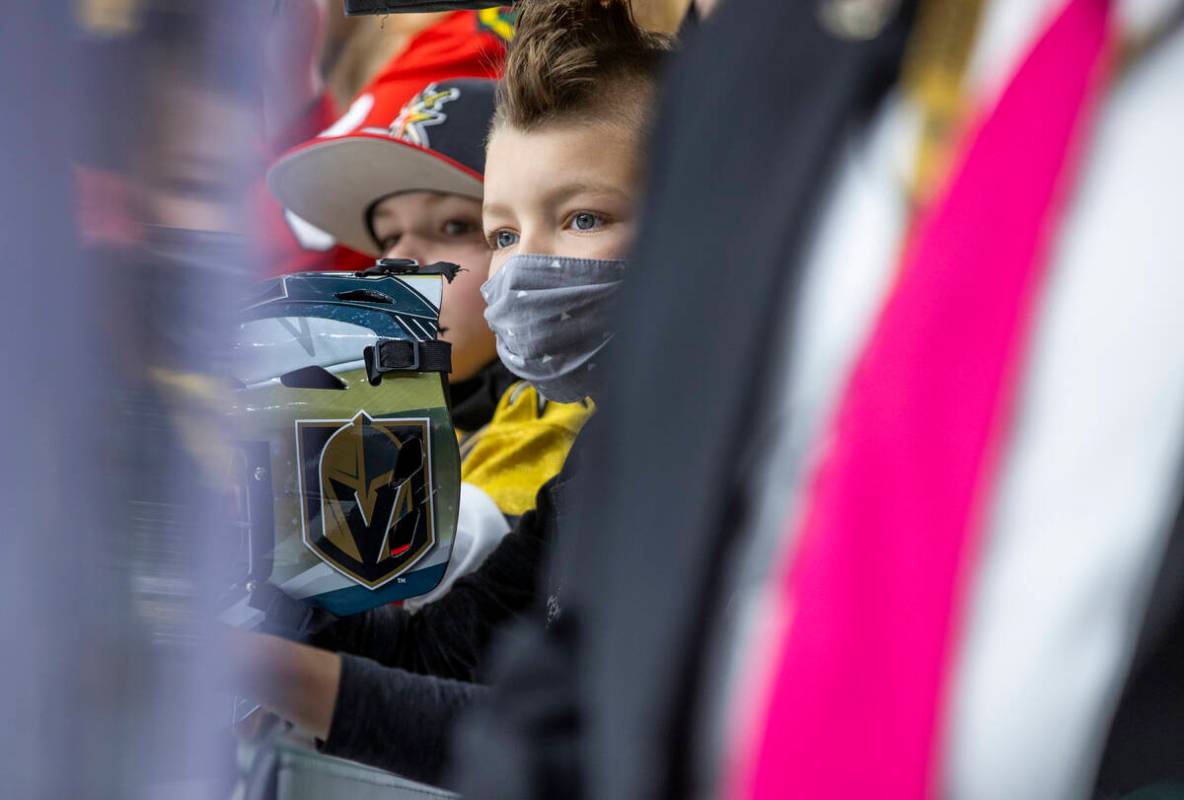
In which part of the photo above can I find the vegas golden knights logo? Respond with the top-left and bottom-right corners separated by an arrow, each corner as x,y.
296,412 -> 435,589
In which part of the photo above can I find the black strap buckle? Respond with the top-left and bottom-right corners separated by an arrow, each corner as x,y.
364,338 -> 452,384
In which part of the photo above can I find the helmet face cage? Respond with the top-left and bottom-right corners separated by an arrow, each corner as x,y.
227,270 -> 460,620
221,441 -> 275,605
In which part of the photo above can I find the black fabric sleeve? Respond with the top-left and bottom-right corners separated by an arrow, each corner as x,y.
320,653 -> 487,786
448,608 -> 583,800
310,475 -> 559,683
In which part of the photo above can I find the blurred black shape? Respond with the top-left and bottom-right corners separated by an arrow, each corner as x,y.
344,0 -> 507,15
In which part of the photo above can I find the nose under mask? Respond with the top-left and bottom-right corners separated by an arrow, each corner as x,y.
480,254 -> 626,403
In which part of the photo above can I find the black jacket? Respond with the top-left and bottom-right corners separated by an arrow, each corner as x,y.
448,358 -> 518,435
450,2 -> 1184,798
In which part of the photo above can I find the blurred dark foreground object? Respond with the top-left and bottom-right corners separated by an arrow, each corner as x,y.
344,0 -> 505,14
446,0 -> 1184,797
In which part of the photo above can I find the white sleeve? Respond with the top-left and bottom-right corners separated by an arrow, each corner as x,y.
403,481 -> 512,612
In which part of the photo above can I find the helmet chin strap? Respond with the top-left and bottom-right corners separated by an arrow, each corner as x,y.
364,338 -> 453,385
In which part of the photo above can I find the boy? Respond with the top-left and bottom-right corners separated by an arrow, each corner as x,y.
268,75 -> 592,601
234,0 -> 670,786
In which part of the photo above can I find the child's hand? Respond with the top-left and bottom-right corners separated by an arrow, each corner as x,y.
224,627 -> 342,741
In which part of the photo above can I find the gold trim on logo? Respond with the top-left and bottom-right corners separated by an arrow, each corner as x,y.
295,412 -> 436,590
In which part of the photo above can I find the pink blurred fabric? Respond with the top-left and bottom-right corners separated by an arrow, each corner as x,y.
728,1 -> 1114,797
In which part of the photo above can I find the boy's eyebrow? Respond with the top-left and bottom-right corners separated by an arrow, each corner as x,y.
482,201 -> 514,218
540,181 -> 631,206
484,182 -> 631,220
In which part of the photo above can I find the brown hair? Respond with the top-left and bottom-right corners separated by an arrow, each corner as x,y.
495,0 -> 674,131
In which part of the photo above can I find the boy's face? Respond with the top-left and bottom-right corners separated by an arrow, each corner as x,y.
371,191 -> 496,383
482,119 -> 641,279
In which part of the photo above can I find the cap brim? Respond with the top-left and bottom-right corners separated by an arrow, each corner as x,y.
267,134 -> 484,256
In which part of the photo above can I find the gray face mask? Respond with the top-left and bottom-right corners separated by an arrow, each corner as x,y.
481,254 -> 626,403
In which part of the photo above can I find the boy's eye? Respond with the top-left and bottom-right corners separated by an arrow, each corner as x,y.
379,233 -> 401,252
491,230 -> 519,249
569,212 -> 605,232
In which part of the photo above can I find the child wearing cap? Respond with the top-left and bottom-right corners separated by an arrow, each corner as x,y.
232,0 -> 670,785
258,4 -> 516,276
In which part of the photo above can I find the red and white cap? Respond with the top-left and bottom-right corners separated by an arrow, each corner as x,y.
268,77 -> 497,256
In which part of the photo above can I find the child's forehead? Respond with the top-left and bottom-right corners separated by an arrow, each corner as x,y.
485,121 -> 641,196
